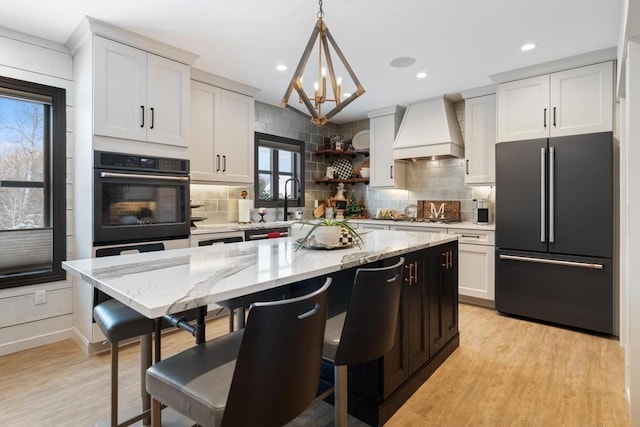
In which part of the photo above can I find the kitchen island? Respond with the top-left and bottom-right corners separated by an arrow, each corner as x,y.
63,229 -> 459,425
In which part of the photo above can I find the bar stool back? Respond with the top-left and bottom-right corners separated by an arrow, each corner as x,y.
322,257 -> 405,426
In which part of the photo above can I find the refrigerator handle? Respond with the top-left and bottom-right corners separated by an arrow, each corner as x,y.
499,254 -> 604,270
540,147 -> 546,243
549,146 -> 555,243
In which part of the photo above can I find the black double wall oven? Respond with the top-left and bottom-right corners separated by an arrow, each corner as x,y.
93,151 -> 190,246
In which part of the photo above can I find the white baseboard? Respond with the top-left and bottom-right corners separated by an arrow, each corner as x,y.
0,328 -> 72,357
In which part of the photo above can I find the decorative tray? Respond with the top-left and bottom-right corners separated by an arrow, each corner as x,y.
296,237 -> 354,250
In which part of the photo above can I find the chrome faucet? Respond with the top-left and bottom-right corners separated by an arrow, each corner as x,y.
283,178 -> 301,221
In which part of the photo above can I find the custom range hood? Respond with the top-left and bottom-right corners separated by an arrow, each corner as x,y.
393,96 -> 464,159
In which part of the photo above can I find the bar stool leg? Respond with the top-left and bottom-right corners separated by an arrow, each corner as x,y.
228,309 -> 235,332
234,307 -> 246,330
110,342 -> 119,427
140,333 -> 152,426
334,365 -> 348,427
152,398 -> 162,427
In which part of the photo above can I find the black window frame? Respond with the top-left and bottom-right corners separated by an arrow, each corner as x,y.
254,132 -> 305,208
0,76 -> 66,289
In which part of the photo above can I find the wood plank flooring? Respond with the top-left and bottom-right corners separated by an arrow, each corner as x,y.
0,304 -> 629,426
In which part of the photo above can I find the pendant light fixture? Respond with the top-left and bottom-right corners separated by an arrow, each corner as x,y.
281,0 -> 365,127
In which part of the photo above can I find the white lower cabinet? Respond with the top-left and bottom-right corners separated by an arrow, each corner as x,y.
446,229 -> 495,303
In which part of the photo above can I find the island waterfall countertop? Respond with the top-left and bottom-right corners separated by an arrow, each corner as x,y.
63,230 -> 456,319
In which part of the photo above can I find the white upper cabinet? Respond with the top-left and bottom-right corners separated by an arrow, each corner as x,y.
464,94 -> 496,185
368,106 -> 406,188
216,89 -> 254,183
497,75 -> 549,142
549,63 -> 613,137
93,36 -> 190,147
497,61 -> 613,142
189,81 -> 254,184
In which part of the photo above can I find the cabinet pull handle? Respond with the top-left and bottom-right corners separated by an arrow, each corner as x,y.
450,250 -> 454,269
543,108 -> 547,128
460,234 -> 480,239
140,105 -> 145,128
404,264 -> 414,284
414,262 -> 418,284
553,107 -> 557,127
442,252 -> 447,268
222,155 -> 227,172
216,155 -> 221,172
150,107 -> 155,129
466,159 -> 469,175
390,165 -> 393,179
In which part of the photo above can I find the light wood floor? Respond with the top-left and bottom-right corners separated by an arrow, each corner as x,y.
0,304 -> 630,426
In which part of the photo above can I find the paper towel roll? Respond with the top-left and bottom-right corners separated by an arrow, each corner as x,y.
238,199 -> 252,223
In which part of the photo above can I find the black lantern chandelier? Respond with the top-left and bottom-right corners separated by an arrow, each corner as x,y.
281,0 -> 365,126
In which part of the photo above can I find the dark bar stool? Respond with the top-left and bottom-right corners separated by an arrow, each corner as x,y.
146,278 -> 332,427
93,242 -> 165,427
321,257 -> 405,426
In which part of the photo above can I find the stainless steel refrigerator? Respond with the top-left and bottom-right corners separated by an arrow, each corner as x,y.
495,132 -> 613,334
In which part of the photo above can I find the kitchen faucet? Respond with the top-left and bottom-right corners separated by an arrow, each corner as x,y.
283,178 -> 301,221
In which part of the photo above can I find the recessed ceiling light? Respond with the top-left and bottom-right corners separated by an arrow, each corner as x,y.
390,57 -> 416,68
276,64 -> 288,71
416,72 -> 428,79
521,43 -> 536,52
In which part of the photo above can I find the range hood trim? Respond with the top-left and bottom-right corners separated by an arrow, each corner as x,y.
393,96 -> 464,159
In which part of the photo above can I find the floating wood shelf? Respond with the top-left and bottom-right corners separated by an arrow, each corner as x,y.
314,149 -> 369,157
315,178 -> 369,184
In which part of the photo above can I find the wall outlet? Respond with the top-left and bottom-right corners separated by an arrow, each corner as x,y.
35,289 -> 47,305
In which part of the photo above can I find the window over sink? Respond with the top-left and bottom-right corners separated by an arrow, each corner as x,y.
254,132 -> 305,208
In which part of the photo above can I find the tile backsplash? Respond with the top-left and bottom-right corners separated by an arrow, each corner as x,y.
192,99 -> 495,225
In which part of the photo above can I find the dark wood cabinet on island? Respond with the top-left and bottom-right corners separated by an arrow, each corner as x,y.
317,241 -> 459,426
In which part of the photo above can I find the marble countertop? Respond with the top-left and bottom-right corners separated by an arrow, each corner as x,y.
63,230 -> 456,319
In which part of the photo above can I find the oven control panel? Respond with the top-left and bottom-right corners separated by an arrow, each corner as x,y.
95,151 -> 189,174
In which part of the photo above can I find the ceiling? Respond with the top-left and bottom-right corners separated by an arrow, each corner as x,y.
0,0 -> 623,123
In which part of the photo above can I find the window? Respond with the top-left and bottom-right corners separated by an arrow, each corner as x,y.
254,132 -> 305,208
0,76 -> 66,288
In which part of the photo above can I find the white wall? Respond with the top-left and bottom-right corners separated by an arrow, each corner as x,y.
0,27 -> 74,356
624,37 -> 640,426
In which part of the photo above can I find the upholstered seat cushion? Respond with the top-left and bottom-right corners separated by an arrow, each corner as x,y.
146,330 -> 244,427
323,311 -> 346,363
93,299 -> 155,343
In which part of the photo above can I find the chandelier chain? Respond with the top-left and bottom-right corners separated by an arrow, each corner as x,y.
317,0 -> 324,19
